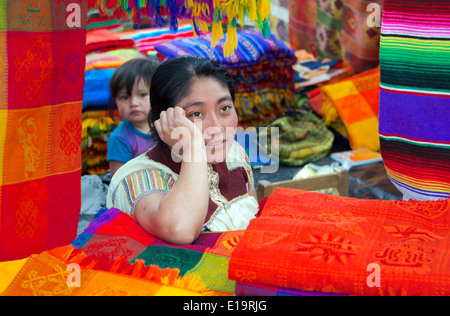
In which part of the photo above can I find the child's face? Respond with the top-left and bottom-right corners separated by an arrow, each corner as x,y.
115,78 -> 150,127
177,77 -> 238,163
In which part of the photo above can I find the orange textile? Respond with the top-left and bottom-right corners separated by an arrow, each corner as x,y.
229,188 -> 450,296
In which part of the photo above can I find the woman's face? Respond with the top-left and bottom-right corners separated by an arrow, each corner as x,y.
177,76 -> 238,163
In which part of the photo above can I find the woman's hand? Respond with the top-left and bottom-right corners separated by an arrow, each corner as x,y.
154,107 -> 205,162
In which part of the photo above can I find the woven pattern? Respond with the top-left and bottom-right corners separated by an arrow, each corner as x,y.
379,0 -> 450,200
289,0 -> 382,73
1,208 -> 243,296
229,188 -> 450,296
0,0 -> 86,261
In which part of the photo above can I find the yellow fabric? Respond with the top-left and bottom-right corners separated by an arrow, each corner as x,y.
0,259 -> 28,293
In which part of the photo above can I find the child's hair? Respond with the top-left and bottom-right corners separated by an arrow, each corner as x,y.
149,55 -> 235,143
109,57 -> 160,118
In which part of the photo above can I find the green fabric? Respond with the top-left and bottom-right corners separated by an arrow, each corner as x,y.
259,111 -> 334,166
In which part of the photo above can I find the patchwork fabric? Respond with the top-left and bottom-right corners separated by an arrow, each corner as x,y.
229,188 -> 450,296
320,67 -> 380,151
379,0 -> 450,200
0,0 -> 86,261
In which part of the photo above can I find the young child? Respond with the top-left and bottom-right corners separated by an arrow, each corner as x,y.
107,58 -> 160,176
106,55 -> 259,244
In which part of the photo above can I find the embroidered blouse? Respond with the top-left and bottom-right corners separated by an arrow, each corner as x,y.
106,140 -> 259,232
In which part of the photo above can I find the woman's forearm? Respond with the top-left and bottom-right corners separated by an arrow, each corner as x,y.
137,139 -> 209,244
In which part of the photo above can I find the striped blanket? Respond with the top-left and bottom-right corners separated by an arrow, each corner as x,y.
379,0 -> 450,200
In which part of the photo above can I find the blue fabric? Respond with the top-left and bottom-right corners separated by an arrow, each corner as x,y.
83,68 -> 116,109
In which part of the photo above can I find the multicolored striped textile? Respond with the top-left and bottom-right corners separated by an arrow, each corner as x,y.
0,1 -> 87,261
379,0 -> 450,200
87,0 -> 271,56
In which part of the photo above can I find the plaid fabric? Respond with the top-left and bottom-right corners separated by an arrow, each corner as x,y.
320,68 -> 380,151
0,0 -> 87,261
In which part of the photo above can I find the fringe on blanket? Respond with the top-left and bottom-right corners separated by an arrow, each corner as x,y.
53,246 -> 215,295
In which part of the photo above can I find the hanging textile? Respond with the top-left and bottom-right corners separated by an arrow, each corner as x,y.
87,0 -> 272,56
0,1 -> 87,260
379,0 -> 450,200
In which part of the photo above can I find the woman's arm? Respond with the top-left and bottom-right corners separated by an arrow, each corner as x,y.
133,107 -> 209,244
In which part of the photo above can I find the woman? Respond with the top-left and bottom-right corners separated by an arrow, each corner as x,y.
106,55 -> 259,244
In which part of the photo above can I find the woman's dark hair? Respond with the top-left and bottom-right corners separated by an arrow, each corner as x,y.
149,55 -> 235,142
109,57 -> 160,118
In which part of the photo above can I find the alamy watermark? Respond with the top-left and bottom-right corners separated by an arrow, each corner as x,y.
367,3 -> 382,28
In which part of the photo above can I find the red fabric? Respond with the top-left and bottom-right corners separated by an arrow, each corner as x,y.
0,1 -> 85,261
86,29 -> 135,54
229,188 -> 450,296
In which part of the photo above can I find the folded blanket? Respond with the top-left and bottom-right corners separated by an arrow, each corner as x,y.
85,49 -> 148,71
83,68 -> 116,109
1,248 -> 207,296
155,29 -> 295,68
86,29 -> 135,54
321,68 -> 380,151
228,188 -> 450,296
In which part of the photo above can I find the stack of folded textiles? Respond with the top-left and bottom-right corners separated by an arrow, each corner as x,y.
229,188 -> 450,296
154,29 -> 298,127
81,110 -> 120,175
118,24 -> 196,57
87,13 -> 126,32
86,28 -> 136,55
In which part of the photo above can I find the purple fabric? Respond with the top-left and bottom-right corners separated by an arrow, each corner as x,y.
379,90 -> 450,143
